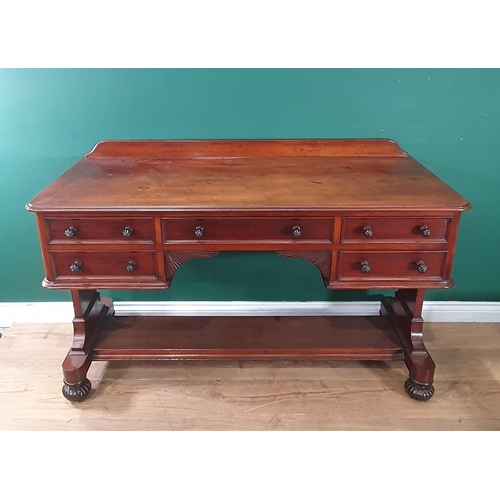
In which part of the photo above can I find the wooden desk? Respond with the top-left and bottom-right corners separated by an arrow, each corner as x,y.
27,139 -> 471,402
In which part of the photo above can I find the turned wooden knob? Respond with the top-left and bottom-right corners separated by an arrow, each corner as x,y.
194,226 -> 204,237
362,225 -> 373,237
292,225 -> 302,237
416,260 -> 428,274
70,261 -> 82,272
64,226 -> 77,238
126,260 -> 136,272
123,226 -> 133,237
419,225 -> 431,237
360,261 -> 371,273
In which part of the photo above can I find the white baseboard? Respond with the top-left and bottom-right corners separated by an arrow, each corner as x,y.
1,300 -> 500,327
114,300 -> 383,317
0,302 -> 75,327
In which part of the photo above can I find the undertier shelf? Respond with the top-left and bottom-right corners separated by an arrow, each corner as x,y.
92,315 -> 404,362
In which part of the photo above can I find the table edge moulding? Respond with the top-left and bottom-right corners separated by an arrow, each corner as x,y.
26,139 -> 471,402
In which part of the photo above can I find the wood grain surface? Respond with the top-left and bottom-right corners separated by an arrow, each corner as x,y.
1,321 -> 499,430
26,140 -> 470,212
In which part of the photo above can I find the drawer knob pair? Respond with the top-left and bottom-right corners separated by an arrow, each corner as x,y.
64,226 -> 134,238
362,225 -> 431,238
69,260 -> 136,272
193,225 -> 303,238
359,260 -> 428,274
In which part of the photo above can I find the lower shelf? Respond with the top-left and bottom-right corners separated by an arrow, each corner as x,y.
92,315 -> 404,362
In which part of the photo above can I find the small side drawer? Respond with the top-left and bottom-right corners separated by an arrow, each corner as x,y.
338,251 -> 446,280
163,218 -> 333,242
51,251 -> 157,279
341,217 -> 449,243
46,218 -> 154,243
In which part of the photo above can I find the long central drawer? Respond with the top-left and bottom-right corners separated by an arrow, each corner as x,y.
162,218 -> 333,242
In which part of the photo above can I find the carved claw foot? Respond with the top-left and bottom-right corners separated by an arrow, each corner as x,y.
404,378 -> 435,401
62,378 -> 92,402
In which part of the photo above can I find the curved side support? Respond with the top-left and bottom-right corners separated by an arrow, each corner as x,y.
70,291 -> 113,353
381,289 -> 435,400
275,251 -> 331,284
62,290 -> 112,401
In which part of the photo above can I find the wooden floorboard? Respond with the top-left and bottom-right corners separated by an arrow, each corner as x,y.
1,321 -> 499,430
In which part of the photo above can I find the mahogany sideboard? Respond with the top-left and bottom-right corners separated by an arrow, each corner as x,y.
26,139 -> 471,402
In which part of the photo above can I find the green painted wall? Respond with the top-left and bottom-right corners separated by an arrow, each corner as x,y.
1,69 -> 498,303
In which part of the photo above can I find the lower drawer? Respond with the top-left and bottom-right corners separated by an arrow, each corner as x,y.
338,252 -> 446,280
51,251 -> 157,279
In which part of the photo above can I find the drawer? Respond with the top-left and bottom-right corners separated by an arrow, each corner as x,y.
163,218 -> 332,242
338,252 -> 446,280
51,251 -> 157,279
341,217 -> 449,242
46,218 -> 154,243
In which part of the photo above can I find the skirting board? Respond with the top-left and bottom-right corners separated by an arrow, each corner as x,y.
1,301 -> 500,327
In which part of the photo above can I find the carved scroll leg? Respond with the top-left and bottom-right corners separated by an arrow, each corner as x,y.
381,289 -> 435,401
62,290 -> 113,402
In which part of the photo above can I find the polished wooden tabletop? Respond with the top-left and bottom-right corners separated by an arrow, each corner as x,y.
27,139 -> 470,213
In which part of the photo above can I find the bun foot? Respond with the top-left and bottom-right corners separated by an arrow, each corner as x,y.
404,378 -> 434,401
62,378 -> 92,402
